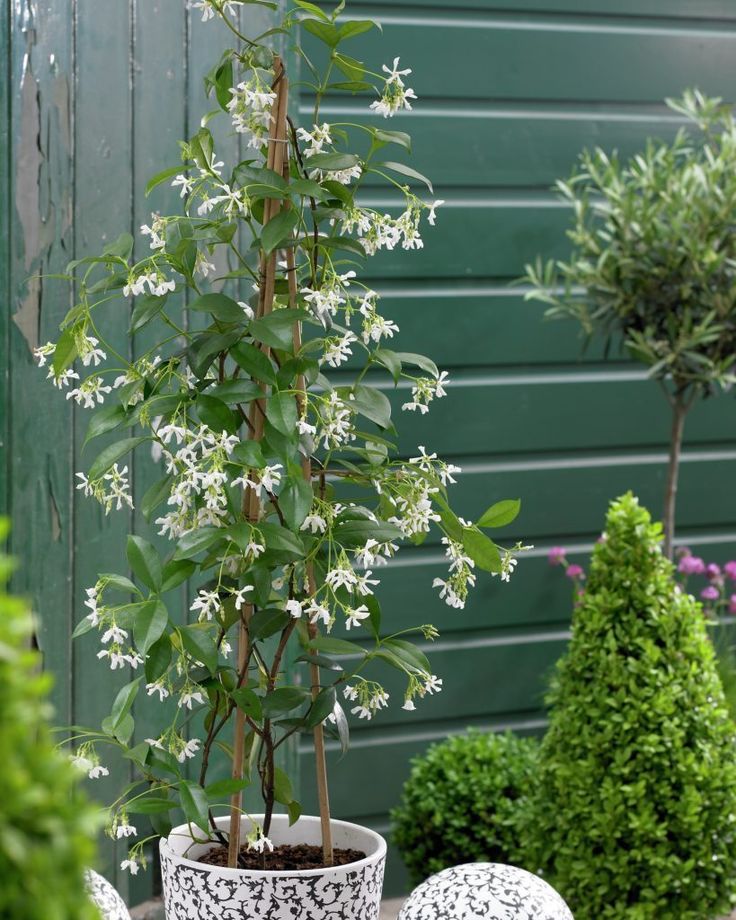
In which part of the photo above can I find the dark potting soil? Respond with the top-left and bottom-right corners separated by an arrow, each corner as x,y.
198,842 -> 366,872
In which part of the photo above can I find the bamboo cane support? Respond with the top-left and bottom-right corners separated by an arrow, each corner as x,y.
227,56 -> 289,868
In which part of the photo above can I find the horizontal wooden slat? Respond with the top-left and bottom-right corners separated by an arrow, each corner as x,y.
383,374 -> 736,456
315,105 -> 685,188
338,1 -> 736,21
305,17 -> 736,105
358,198 -> 571,279
371,287 -> 614,366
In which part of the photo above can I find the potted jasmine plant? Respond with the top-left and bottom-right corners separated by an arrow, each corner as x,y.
35,2 -> 525,917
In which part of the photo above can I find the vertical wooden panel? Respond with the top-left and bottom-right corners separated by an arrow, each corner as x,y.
0,0 -> 9,515
9,0 -> 75,723
72,0 -> 133,895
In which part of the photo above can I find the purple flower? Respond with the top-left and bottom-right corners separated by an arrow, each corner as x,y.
678,555 -> 706,576
725,561 -> 736,581
706,563 -> 722,581
548,546 -> 566,567
700,585 -> 720,601
730,594 -> 736,615
566,564 -> 584,580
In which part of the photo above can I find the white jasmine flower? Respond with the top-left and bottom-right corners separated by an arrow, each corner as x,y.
321,331 -> 357,368
285,599 -> 303,619
120,859 -> 140,875
296,418 -> 317,437
402,699 -> 416,711
33,342 -> 56,366
247,830 -> 274,854
260,463 -> 283,494
424,674 -> 443,695
78,334 -> 107,367
305,601 -> 331,626
233,585 -> 254,610
325,563 -> 358,592
146,681 -> 170,702
66,375 -> 112,409
345,605 -> 370,630
301,513 -> 327,534
116,824 -> 138,839
343,685 -> 359,701
351,704 -> 373,720
427,199 -> 444,226
402,371 -> 449,414
88,764 -> 110,779
238,301 -> 255,320
370,57 -> 417,118
177,738 -> 201,763
190,588 -> 222,622
354,570 -> 380,596
101,624 -> 128,645
179,689 -> 206,710
172,174 -> 194,197
145,737 -> 165,751
48,367 -> 79,389
71,755 -> 94,774
296,123 -> 333,158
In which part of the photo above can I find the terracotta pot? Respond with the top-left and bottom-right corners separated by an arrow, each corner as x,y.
159,813 -> 386,919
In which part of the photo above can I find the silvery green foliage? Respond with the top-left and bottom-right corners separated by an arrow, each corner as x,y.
525,90 -> 736,402
35,0 -> 525,874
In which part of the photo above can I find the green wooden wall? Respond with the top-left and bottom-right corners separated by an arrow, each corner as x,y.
3,0 -> 736,904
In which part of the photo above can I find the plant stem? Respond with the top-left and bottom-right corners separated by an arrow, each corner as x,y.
663,396 -> 688,560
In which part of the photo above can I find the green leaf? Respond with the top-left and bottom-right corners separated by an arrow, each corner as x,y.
197,394 -> 240,434
376,161 -> 433,193
207,379 -> 261,405
309,636 -> 363,657
111,678 -> 142,731
293,0 -> 329,19
261,687 -> 310,717
145,165 -> 183,197
374,348 -> 401,383
145,634 -> 171,683
333,519 -> 403,547
261,209 -> 299,256
173,526 -> 223,560
307,151 -> 360,172
280,476 -> 313,531
365,594 -> 381,640
205,778 -> 251,801
130,294 -> 168,333
51,328 -> 77,377
462,527 -> 502,573
273,766 -> 294,805
134,599 -> 169,655
179,624 -> 219,674
88,437 -> 146,481
214,57 -> 234,111
290,178 -> 329,200
231,341 -> 277,385
159,559 -> 194,593
126,797 -> 175,815
100,573 -> 140,595
302,18 -> 340,47
338,19 -> 377,40
373,128 -> 412,152
307,687 -> 337,727
180,781 -> 210,834
231,687 -> 263,720
249,607 -> 290,640
84,404 -> 128,445
141,475 -> 173,522
126,535 -> 162,592
382,638 -> 432,675
477,498 -> 521,529
266,392 -> 298,437
257,522 -> 305,560
350,384 -> 392,428
331,701 -> 350,756
250,310 -> 306,351
394,352 -> 439,378
189,293 -> 246,324
231,440 -> 266,469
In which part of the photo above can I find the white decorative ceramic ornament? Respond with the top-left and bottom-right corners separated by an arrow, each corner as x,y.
160,814 -> 386,920
85,869 -> 131,920
398,863 -> 573,920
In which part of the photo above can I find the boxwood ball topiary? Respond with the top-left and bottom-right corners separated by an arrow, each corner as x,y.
391,730 -> 538,886
0,520 -> 100,920
527,493 -> 736,919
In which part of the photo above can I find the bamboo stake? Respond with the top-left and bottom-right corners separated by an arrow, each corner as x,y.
285,226 -> 334,866
228,56 -> 289,868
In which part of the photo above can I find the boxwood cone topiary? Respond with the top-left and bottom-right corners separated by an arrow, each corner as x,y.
0,519 -> 100,920
391,730 -> 538,886
527,493 -> 736,919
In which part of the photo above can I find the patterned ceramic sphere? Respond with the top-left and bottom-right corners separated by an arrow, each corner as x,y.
398,863 -> 573,920
85,869 -> 131,920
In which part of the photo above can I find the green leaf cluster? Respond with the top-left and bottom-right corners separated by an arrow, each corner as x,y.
390,729 -> 538,887
0,521 -> 100,920
524,493 -> 736,919
525,90 -> 736,401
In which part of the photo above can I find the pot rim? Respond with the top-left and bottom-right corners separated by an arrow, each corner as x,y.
160,813 -> 387,878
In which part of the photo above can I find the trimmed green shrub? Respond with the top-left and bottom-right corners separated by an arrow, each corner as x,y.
391,729 -> 538,886
0,520 -> 100,920
527,494 -> 736,919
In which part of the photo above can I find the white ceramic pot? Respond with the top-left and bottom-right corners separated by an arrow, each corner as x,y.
159,814 -> 386,920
